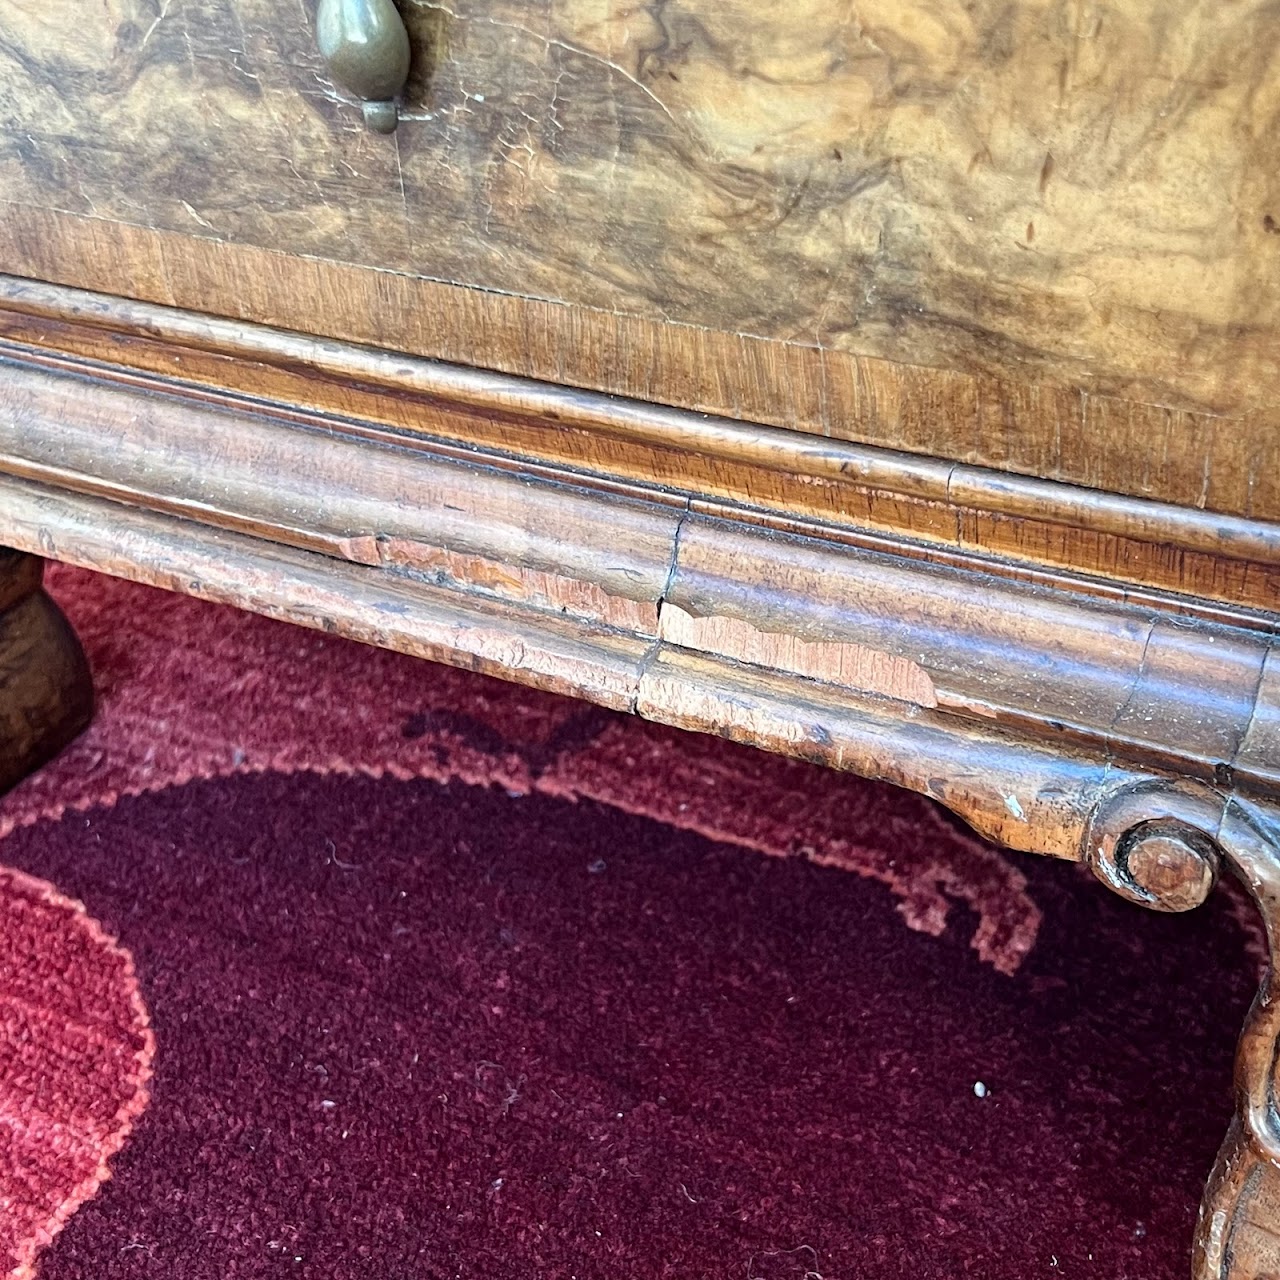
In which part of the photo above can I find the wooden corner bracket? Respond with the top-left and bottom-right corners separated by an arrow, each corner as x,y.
1,277 -> 1279,1275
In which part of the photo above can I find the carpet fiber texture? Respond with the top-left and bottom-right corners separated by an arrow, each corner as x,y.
0,868 -> 152,1279
0,566 -> 1264,1278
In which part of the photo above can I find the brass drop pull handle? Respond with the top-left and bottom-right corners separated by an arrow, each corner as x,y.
316,0 -> 411,134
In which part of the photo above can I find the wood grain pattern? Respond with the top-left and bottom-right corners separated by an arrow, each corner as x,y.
5,276 -> 1280,623
3,3 -> 1280,513
0,551 -> 93,794
0,350 -> 683,625
670,515 -> 1280,781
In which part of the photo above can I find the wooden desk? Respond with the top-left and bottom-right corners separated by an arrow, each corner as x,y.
1,1 -> 1278,1271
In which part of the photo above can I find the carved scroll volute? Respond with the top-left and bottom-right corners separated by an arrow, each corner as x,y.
1085,784 -> 1223,914
316,0 -> 411,133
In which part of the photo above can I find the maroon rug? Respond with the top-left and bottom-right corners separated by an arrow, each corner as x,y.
0,566 -> 1263,1277
0,867 -> 151,1280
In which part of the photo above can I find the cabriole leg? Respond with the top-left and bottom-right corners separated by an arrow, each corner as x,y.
0,549 -> 92,793
1088,787 -> 1280,1278
1193,802 -> 1280,1278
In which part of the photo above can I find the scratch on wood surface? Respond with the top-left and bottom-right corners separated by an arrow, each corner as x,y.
392,131 -> 412,244
179,200 -> 214,230
137,0 -> 175,51
415,1 -> 681,130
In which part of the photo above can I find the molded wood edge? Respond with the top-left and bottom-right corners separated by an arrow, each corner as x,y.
3,275 -> 1280,619
0,351 -> 1275,799
0,474 -> 1187,861
0,203 -> 1275,524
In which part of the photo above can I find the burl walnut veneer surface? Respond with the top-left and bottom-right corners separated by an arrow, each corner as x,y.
1,0 -> 1278,516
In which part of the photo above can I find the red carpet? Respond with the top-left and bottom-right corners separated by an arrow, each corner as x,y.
0,566 -> 1263,1277
0,866 -> 151,1280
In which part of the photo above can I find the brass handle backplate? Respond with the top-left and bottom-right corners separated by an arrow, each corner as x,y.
317,0 -> 411,133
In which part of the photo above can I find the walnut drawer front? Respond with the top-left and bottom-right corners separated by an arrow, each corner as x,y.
2,0 -> 1279,520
